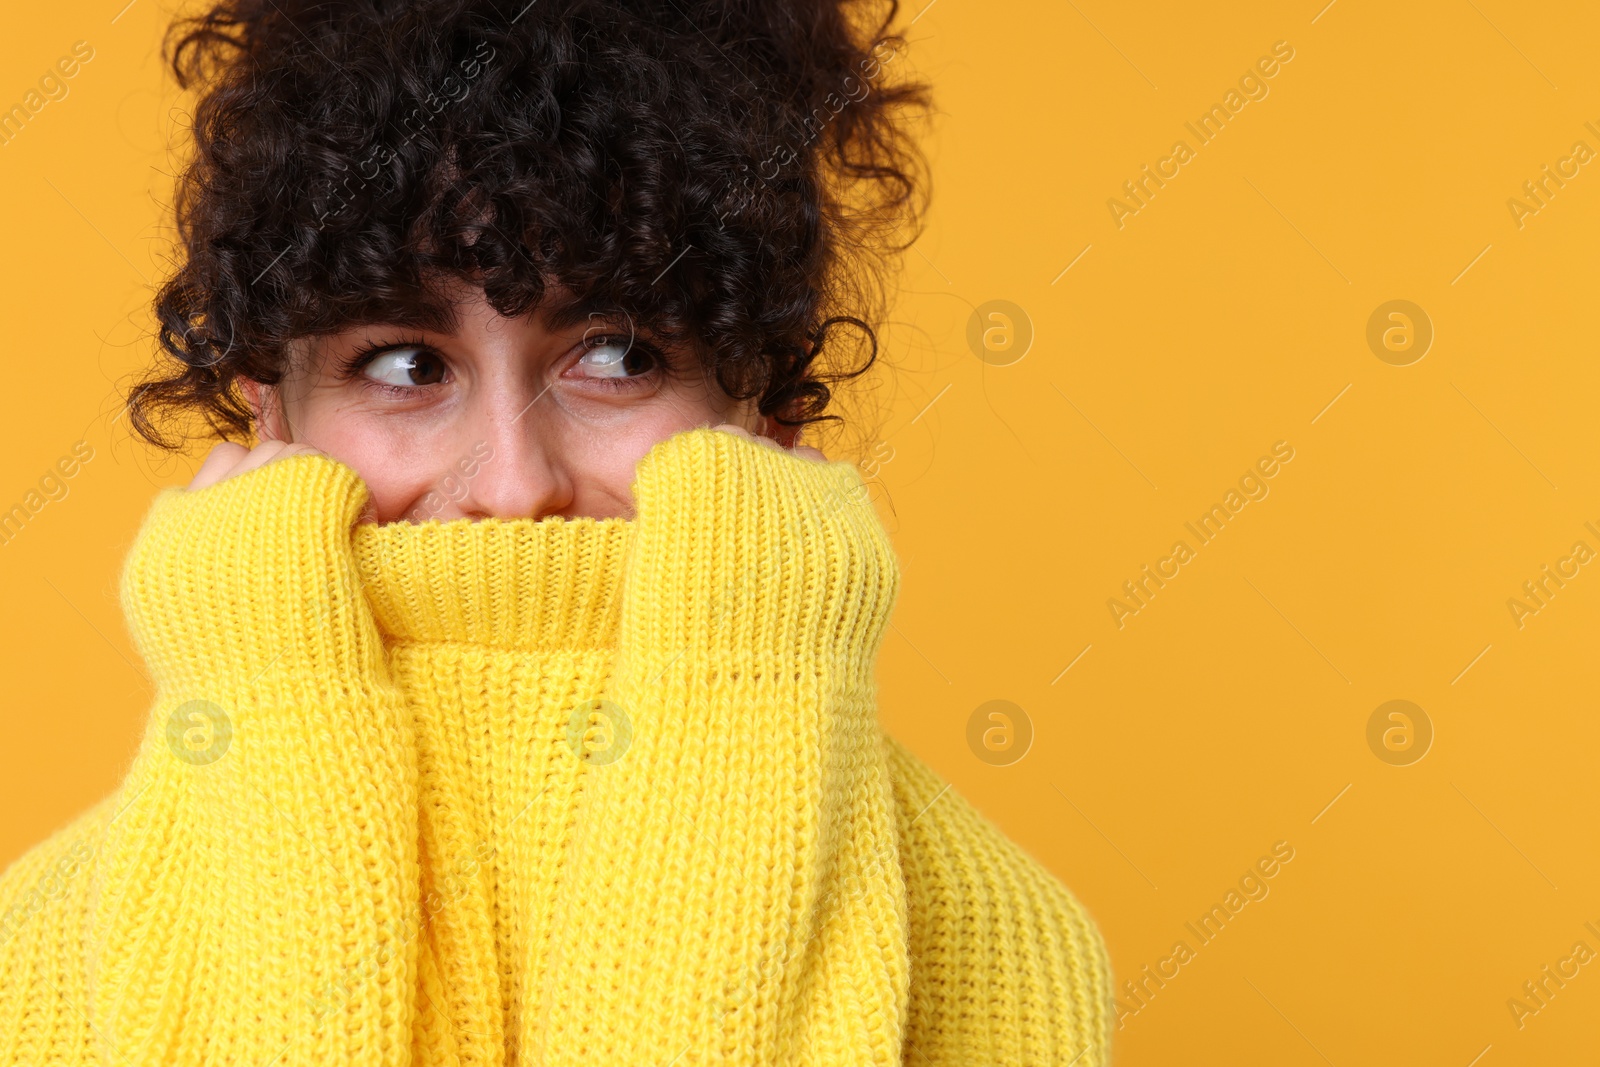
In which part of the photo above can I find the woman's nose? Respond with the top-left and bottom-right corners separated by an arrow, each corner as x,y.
455,414 -> 575,521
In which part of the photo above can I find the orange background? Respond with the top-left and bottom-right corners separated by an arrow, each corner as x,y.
3,1 -> 1598,1063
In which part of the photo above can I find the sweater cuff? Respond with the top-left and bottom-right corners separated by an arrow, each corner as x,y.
621,426 -> 900,684
118,452 -> 389,701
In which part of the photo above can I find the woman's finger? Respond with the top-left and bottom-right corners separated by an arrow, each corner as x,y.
710,422 -> 827,463
188,442 -> 250,491
187,440 -> 325,492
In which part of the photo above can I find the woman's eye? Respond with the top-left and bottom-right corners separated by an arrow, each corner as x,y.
576,336 -> 658,381
361,347 -> 446,388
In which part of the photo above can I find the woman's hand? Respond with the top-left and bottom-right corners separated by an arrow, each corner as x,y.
188,439 -> 325,491
541,423 -> 907,1064
100,445 -> 419,1063
710,422 -> 828,464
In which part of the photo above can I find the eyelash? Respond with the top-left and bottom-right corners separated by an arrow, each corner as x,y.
336,333 -> 435,398
334,332 -> 667,397
580,333 -> 667,391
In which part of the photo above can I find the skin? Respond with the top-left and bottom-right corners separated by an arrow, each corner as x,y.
194,282 -> 826,518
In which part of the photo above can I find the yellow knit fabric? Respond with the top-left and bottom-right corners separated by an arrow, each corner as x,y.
0,426 -> 1112,1065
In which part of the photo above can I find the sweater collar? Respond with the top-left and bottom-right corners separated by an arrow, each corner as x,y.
350,514 -> 635,653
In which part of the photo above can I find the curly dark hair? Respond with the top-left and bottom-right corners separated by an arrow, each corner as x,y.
126,0 -> 932,452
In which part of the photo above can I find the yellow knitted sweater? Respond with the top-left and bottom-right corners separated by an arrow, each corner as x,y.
0,426 -> 1111,1065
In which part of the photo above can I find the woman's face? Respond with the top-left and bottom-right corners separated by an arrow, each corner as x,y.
243,284 -> 770,524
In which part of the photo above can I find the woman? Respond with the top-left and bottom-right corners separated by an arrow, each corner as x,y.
0,0 -> 1112,1063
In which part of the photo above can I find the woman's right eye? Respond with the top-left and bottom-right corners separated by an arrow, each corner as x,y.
360,347 -> 447,388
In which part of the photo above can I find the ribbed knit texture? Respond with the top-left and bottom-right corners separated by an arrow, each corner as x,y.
0,426 -> 1112,1065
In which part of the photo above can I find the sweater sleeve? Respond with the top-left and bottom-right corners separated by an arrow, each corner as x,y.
535,426 -> 911,1065
0,796 -> 114,1063
77,453 -> 418,1065
883,736 -> 1114,1066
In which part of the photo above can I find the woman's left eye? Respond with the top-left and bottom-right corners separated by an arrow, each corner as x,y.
574,335 -> 661,384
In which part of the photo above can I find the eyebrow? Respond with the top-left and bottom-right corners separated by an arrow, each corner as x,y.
320,286 -> 640,342
539,295 -> 629,335
338,300 -> 462,336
